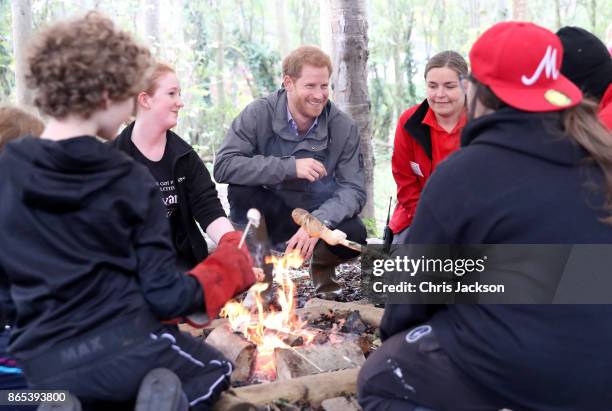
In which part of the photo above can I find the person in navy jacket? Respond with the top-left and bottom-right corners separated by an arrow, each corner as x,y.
358,22 -> 612,411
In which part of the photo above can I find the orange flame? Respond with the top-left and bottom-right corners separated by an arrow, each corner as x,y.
220,249 -> 316,380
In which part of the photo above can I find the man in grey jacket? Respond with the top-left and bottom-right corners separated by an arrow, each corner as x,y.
214,45 -> 367,299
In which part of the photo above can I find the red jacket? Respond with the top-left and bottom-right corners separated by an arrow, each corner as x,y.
389,100 -> 466,233
598,84 -> 612,130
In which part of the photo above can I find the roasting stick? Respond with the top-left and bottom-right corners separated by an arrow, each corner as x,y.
235,209 -> 265,282
291,208 -> 363,253
238,208 -> 269,306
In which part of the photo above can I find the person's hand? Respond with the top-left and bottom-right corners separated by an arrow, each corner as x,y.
285,227 -> 318,260
296,158 -> 327,182
320,229 -> 347,245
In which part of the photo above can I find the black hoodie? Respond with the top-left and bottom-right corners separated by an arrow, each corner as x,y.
0,136 -> 201,361
114,123 -> 227,268
383,109 -> 612,410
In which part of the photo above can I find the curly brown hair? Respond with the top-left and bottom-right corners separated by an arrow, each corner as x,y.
0,105 -> 44,151
26,12 -> 153,119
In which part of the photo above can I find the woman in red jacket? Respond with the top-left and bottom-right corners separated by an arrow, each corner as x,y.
389,51 -> 468,243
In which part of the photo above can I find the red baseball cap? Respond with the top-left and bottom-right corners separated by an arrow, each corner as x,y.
469,21 -> 582,112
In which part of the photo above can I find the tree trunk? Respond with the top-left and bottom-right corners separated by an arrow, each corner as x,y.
236,0 -> 247,40
293,1 -> 317,45
469,0 -> 480,30
497,0 -> 509,20
588,0 -> 597,31
554,0 -> 562,29
275,0 -> 289,58
392,43 -> 403,122
404,13 -> 416,103
330,0 -> 374,221
78,0 -> 97,10
11,0 -> 34,107
391,0 -> 405,124
142,0 -> 160,53
215,5 -> 226,117
436,0 -> 447,51
512,0 -> 528,20
319,0 -> 332,57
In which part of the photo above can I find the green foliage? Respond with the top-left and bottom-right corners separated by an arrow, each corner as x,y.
361,217 -> 379,238
369,67 -> 393,144
235,34 -> 280,96
0,34 -> 12,101
0,0 -> 13,101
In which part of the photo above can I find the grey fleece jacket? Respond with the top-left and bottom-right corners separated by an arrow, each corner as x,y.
213,89 -> 366,227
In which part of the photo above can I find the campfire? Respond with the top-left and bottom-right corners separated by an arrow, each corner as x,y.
219,250 -> 318,382
204,250 -> 368,384
182,208 -> 385,408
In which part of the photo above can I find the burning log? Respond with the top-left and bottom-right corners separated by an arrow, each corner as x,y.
299,298 -> 384,328
205,323 -> 256,382
274,341 -> 365,380
275,329 -> 306,347
212,368 -> 360,410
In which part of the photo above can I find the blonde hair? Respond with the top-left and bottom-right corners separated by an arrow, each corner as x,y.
0,106 -> 44,151
26,12 -> 153,119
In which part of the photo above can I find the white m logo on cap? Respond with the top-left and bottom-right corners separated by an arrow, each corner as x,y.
521,46 -> 559,86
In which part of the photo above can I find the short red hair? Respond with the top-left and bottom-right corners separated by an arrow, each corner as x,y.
282,46 -> 332,79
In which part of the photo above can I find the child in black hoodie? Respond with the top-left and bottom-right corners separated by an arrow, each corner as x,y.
0,12 -> 255,411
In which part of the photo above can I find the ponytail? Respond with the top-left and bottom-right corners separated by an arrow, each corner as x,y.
562,99 -> 612,224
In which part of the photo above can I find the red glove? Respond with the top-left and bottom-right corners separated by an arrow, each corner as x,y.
216,230 -> 253,263
187,231 -> 256,321
161,318 -> 181,325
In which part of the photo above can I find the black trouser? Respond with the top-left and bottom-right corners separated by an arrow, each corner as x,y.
228,184 -> 366,260
357,325 -> 506,411
23,324 -> 231,411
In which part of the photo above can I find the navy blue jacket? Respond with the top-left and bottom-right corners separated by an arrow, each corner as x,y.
0,136 -> 202,361
382,109 -> 612,410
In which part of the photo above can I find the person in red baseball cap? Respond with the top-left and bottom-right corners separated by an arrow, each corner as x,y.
468,21 -> 583,113
358,22 -> 612,411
